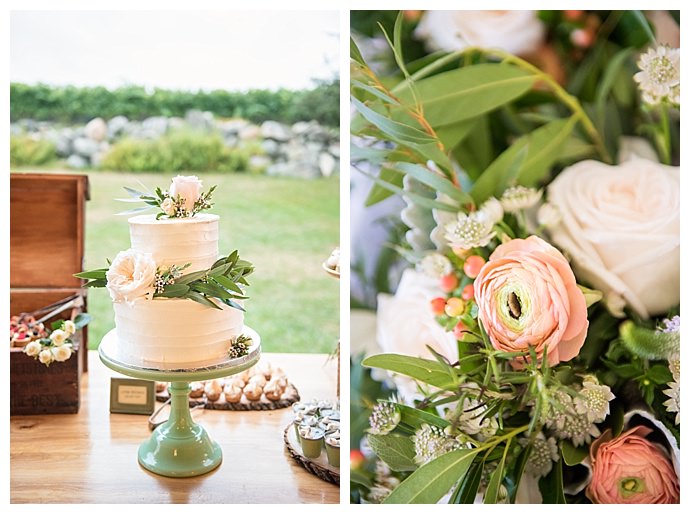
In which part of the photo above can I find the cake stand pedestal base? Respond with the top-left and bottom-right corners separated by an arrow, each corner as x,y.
98,328 -> 261,478
138,381 -> 221,477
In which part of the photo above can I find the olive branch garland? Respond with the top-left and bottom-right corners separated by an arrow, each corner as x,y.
74,250 -> 254,312
116,184 -> 216,219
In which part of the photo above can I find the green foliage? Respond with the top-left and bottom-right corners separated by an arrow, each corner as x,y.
99,130 -> 252,173
10,80 -> 339,127
10,135 -> 57,167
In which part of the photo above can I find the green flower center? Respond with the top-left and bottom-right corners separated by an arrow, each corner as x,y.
650,56 -> 676,84
619,477 -> 645,498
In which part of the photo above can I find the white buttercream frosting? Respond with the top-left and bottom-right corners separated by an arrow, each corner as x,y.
128,213 -> 219,272
113,212 -> 248,365
114,297 -> 244,365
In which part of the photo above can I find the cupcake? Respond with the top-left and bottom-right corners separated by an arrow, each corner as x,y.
223,384 -> 243,403
325,433 -> 340,467
243,382 -> 263,401
248,374 -> 267,388
204,380 -> 223,402
299,426 -> 325,459
189,382 -> 205,398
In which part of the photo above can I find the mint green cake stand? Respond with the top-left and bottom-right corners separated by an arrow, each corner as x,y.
99,327 -> 261,478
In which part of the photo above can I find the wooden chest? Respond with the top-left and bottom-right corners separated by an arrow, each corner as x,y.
10,173 -> 90,415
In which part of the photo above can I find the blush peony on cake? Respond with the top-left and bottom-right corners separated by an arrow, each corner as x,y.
77,175 -> 258,367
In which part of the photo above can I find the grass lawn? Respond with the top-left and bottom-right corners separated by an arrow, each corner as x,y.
22,170 -> 340,354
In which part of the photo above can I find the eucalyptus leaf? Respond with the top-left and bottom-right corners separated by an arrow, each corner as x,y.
74,269 -> 108,279
83,279 -> 107,288
435,118 -> 479,151
213,275 -> 244,294
367,433 -> 418,472
73,312 -> 91,329
539,457 -> 566,504
175,269 -> 209,285
362,354 -> 458,389
619,320 -> 679,360
360,168 -> 459,212
396,404 -> 450,431
352,80 -> 400,105
221,298 -> 245,312
383,449 -> 479,504
350,36 -> 366,66
185,291 -> 222,310
351,97 -> 436,144
396,64 -> 536,126
391,162 -> 472,205
453,458 -> 484,504
484,445 -> 508,504
364,166 -> 405,206
157,283 -> 190,297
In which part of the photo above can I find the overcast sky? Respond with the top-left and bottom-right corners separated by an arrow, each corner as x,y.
10,10 -> 339,91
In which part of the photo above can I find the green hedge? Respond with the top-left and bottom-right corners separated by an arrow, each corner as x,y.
10,80 -> 339,127
99,131 -> 258,173
10,135 -> 57,166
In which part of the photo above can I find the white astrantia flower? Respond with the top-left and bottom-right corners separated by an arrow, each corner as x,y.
521,432 -> 559,478
634,45 -> 680,106
418,252 -> 453,279
663,380 -> 680,425
368,401 -> 401,435
444,210 -> 496,250
537,202 -> 562,228
556,410 -> 601,447
458,397 -> 498,440
412,424 -> 461,465
479,197 -> 504,225
574,378 -> 615,424
668,354 -> 680,383
500,186 -> 543,213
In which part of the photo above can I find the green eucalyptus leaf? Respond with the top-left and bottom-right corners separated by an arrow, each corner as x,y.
83,279 -> 107,288
396,64 -> 536,126
123,186 -> 146,198
221,298 -> 245,312
175,269 -> 209,285
364,166 -> 405,206
435,118 -> 480,152
350,36 -> 366,65
72,313 -> 91,329
484,446 -> 508,504
362,354 -> 458,389
157,283 -> 190,297
453,457 -> 484,503
351,97 -> 435,144
391,162 -> 472,205
619,320 -> 679,360
367,433 -> 418,472
213,275 -> 244,294
351,80 -> 400,105
396,404 -> 450,431
470,117 -> 576,203
383,449 -> 479,504
185,291 -> 222,310
74,269 -> 108,279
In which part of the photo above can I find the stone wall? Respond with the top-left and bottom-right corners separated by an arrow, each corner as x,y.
11,110 -> 340,178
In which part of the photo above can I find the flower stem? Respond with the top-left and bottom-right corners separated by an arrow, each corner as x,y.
658,103 -> 672,164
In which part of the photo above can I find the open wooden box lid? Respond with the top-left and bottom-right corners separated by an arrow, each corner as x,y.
10,173 -> 90,289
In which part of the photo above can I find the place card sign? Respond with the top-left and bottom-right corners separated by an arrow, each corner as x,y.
110,378 -> 155,414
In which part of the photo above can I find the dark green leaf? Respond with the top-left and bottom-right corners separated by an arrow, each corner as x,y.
350,36 -> 366,65
539,457 -> 566,504
351,97 -> 435,144
364,166 -> 405,206
561,440 -> 588,466
213,275 -> 244,295
646,364 -> 673,385
453,457 -> 484,503
351,80 -> 400,105
507,445 -> 531,503
397,404 -> 450,431
362,354 -> 458,389
396,64 -> 536,126
392,162 -> 472,205
484,444 -> 509,504
185,291 -> 222,310
221,298 -> 245,312
157,283 -> 190,297
383,449 -> 479,504
596,48 -> 634,106
435,118 -> 479,151
83,279 -> 107,288
175,269 -> 209,285
367,433 -> 418,472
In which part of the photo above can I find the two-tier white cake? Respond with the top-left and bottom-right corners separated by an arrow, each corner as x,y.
113,213 -> 246,365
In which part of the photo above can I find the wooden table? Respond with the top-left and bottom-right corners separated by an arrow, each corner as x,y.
10,351 -> 340,504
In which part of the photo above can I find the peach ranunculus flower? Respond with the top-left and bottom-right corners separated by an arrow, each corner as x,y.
106,249 -> 157,304
169,175 -> 203,215
587,426 -> 680,504
473,235 -> 588,366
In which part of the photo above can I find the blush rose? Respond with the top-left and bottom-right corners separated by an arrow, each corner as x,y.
106,249 -> 157,304
473,236 -> 588,366
169,175 -> 203,215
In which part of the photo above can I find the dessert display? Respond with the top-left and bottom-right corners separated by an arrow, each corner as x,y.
154,360 -> 300,410
77,175 -> 259,367
284,400 -> 340,484
10,314 -> 47,348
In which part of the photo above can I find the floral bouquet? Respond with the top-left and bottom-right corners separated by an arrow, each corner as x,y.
350,10 -> 680,504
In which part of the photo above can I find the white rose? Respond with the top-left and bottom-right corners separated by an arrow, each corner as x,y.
376,269 -> 458,403
52,344 -> 73,362
39,349 -> 53,365
50,329 -> 68,346
24,340 -> 42,357
169,175 -> 202,215
160,197 -> 176,217
414,10 -> 546,57
547,157 -> 679,319
63,320 -> 76,336
106,249 -> 157,304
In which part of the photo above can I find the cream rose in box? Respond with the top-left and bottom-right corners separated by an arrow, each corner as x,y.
547,157 -> 680,319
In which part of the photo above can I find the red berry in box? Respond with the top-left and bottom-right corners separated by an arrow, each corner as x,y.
430,297 -> 446,316
439,274 -> 459,292
463,255 -> 486,279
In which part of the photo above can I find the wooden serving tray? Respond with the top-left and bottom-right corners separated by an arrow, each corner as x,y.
283,423 -> 339,485
156,382 -> 300,411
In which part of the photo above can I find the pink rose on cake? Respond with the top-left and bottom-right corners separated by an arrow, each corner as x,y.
106,249 -> 157,304
169,175 -> 203,215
